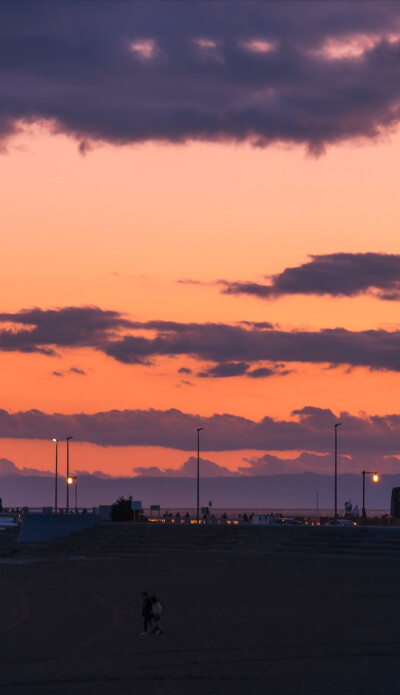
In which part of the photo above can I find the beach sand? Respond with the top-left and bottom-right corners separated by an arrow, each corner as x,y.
0,525 -> 399,694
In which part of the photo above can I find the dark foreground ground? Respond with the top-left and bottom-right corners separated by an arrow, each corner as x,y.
1,524 -> 400,695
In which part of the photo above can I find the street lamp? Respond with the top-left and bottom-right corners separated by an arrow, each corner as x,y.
67,476 -> 78,513
361,471 -> 379,519
66,436 -> 73,512
196,427 -> 204,524
334,423 -> 341,520
52,438 -> 58,513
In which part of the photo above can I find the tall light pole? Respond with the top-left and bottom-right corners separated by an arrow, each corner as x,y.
66,436 -> 73,512
334,423 -> 341,520
196,427 -> 204,524
52,438 -> 58,513
361,471 -> 379,519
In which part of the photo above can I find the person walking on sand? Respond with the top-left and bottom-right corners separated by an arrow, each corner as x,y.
140,591 -> 153,636
151,595 -> 163,634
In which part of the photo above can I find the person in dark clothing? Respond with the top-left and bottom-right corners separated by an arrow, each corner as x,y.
140,591 -> 153,636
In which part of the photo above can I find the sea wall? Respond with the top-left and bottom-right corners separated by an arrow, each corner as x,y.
17,512 -> 99,543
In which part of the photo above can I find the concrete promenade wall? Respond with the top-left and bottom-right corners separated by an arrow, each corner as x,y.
17,512 -> 99,543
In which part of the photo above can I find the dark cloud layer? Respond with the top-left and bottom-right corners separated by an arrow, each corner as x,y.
240,451 -> 400,476
0,306 -> 132,355
132,451 -> 345,477
0,458 -> 51,477
133,452 -> 337,477
1,406 -> 400,457
103,321 -> 400,373
219,253 -> 400,300
240,452 -> 334,476
1,3 -> 400,152
4,306 -> 400,374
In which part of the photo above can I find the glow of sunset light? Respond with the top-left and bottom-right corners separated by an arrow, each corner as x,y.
2,1 -> 400,491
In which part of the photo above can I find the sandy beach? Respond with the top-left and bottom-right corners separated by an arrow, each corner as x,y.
0,523 -> 399,695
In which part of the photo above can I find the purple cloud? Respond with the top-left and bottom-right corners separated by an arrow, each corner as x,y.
0,406 -> 400,458
0,306 -> 132,355
197,362 -> 290,379
219,253 -> 400,300
105,321 -> 400,373
4,307 -> 400,374
198,362 -> 250,378
240,452 -> 334,475
1,4 -> 400,152
178,367 -> 192,375
240,450 -> 400,475
73,469 -> 113,479
0,458 -> 52,477
133,456 -> 237,478
177,279 -> 207,286
52,367 -> 86,377
248,365 -> 291,378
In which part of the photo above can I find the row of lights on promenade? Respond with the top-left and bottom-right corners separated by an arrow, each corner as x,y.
51,436 -> 78,513
51,426 -> 378,520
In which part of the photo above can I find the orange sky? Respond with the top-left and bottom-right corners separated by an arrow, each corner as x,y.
1,125 -> 400,475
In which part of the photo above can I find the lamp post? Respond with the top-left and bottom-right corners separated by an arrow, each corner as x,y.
334,423 -> 341,520
67,476 -> 78,513
361,471 -> 379,519
66,436 -> 73,512
196,427 -> 204,524
52,438 -> 58,513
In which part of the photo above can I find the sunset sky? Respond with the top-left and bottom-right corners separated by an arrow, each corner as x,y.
2,1 -> 400,482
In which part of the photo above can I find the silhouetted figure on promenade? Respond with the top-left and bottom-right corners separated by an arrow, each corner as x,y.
140,591 -> 153,636
344,499 -> 352,517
